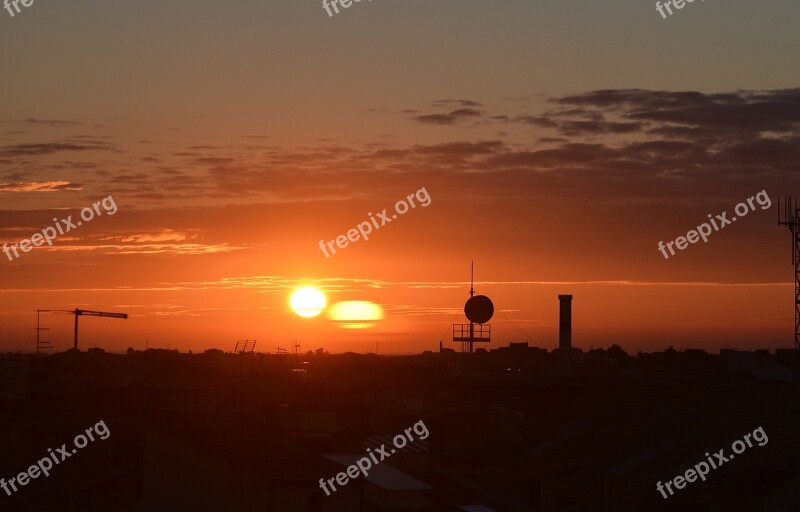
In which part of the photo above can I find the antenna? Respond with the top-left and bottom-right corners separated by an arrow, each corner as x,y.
778,196 -> 800,350
470,260 -> 475,298
234,339 -> 256,354
35,309 -> 53,355
453,262 -> 493,353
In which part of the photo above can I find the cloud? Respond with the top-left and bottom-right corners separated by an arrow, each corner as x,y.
516,115 -> 559,128
28,243 -> 239,255
22,118 -> 83,128
415,108 -> 483,125
0,180 -> 82,192
5,88 -> 799,208
558,120 -> 643,135
432,99 -> 483,107
107,229 -> 196,243
0,142 -> 116,157
553,88 -> 800,135
190,84 -> 799,200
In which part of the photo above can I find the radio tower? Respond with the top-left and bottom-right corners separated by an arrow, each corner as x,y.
452,262 -> 493,353
778,196 -> 800,350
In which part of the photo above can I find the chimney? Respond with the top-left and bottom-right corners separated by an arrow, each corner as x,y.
558,294 -> 573,376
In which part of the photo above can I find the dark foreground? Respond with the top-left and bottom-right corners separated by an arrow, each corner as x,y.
1,345 -> 799,511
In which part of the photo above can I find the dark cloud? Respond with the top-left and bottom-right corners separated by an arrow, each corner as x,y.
432,99 -> 482,107
184,88 -> 800,202
554,88 -> 800,134
6,89 -> 799,207
413,141 -> 502,156
516,115 -> 558,128
415,108 -> 483,125
0,142 -> 115,157
503,89 -> 800,142
558,120 -> 643,135
22,118 -> 83,128
111,173 -> 150,184
191,157 -> 235,166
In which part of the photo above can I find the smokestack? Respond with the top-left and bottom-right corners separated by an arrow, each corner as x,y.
558,294 -> 573,376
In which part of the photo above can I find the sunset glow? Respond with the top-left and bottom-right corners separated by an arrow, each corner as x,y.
0,1 -> 798,356
328,300 -> 384,329
290,287 -> 326,318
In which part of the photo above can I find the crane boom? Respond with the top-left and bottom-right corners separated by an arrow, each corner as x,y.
75,309 -> 128,319
50,308 -> 128,350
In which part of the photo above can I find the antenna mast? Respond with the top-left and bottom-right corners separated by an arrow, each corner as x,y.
35,309 -> 52,355
778,196 -> 800,350
470,260 -> 474,298
453,262 -> 493,353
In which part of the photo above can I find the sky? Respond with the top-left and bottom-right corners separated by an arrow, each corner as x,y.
1,0 -> 799,354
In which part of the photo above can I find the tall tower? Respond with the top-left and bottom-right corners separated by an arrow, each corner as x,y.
453,262 -> 493,353
558,294 -> 573,376
778,196 -> 800,350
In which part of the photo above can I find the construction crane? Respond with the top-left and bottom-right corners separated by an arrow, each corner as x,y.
51,309 -> 128,351
778,196 -> 800,350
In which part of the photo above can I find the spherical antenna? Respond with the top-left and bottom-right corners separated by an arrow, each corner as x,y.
465,295 -> 493,324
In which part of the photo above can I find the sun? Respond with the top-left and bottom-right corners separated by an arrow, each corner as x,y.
328,300 -> 383,329
290,287 -> 326,318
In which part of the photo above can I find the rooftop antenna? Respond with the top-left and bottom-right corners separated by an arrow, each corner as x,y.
35,309 -> 53,355
235,339 -> 256,354
452,261 -> 493,353
778,196 -> 800,350
470,260 -> 474,298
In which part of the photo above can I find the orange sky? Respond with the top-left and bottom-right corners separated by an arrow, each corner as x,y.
2,2 -> 800,354
0,119 -> 795,354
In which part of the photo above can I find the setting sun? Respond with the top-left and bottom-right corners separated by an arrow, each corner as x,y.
290,287 -> 326,318
328,300 -> 384,329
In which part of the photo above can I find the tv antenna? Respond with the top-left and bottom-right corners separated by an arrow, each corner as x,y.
452,261 -> 493,353
234,339 -> 256,354
35,309 -> 53,354
778,196 -> 800,350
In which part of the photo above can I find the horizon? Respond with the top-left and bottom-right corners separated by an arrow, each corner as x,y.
3,342 -> 788,358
